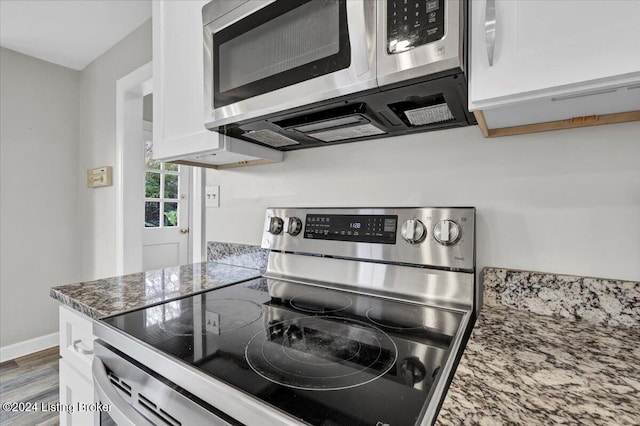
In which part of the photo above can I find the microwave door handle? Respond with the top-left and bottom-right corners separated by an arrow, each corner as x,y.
346,0 -> 376,76
92,357 -> 155,426
485,0 -> 496,66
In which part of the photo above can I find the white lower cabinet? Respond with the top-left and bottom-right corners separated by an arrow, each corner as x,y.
58,305 -> 96,425
59,358 -> 95,426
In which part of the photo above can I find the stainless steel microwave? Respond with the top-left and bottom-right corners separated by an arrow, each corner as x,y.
203,0 -> 474,151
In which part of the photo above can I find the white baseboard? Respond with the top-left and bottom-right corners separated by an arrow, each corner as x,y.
0,332 -> 59,363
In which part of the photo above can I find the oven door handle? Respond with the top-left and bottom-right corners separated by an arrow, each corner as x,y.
92,357 -> 155,426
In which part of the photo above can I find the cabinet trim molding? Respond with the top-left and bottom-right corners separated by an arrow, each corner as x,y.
474,110 -> 640,138
171,158 -> 281,170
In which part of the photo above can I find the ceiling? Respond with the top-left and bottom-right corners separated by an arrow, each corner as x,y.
0,0 -> 151,71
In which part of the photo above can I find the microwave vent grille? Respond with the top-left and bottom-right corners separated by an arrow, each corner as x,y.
404,104 -> 455,126
308,123 -> 386,142
244,129 -> 299,147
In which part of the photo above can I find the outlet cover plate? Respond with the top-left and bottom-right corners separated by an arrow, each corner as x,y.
205,185 -> 220,208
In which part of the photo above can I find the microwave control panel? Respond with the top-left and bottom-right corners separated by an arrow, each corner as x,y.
387,0 -> 445,53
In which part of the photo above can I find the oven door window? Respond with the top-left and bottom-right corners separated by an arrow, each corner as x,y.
213,0 -> 351,108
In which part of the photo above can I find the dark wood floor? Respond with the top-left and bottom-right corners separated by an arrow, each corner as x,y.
0,347 -> 60,426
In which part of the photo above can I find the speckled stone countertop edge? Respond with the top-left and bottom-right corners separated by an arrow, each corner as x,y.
482,266 -> 640,328
50,288 -> 107,319
50,282 -> 252,321
483,265 -> 639,285
50,261 -> 264,320
207,242 -> 268,271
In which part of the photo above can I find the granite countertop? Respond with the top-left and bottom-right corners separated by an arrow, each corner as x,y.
50,261 -> 263,319
437,268 -> 640,425
51,255 -> 639,424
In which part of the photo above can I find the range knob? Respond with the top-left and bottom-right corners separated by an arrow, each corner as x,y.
433,220 -> 461,245
400,219 -> 426,244
286,217 -> 302,236
268,217 -> 284,235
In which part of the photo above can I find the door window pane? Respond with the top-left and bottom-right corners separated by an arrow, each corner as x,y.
145,140 -> 161,170
164,174 -> 178,199
144,124 -> 182,229
145,202 -> 160,227
145,172 -> 160,198
164,202 -> 178,227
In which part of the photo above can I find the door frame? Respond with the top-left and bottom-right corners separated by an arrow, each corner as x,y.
115,62 -> 204,275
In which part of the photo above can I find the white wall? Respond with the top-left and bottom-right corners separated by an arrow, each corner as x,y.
78,19 -> 152,280
0,19 -> 151,349
0,47 -> 81,347
207,122 -> 640,282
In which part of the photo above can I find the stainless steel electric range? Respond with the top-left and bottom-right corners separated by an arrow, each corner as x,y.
93,207 -> 477,426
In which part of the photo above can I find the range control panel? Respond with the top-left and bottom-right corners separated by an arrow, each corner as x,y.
304,214 -> 398,244
262,207 -> 475,271
387,0 -> 445,53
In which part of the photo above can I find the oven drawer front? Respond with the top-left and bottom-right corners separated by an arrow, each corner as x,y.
93,342 -> 238,426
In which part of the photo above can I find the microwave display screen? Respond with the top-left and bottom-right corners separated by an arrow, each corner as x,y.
304,215 -> 398,244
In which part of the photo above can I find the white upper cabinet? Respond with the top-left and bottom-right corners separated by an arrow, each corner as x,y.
468,0 -> 640,134
152,0 -> 283,168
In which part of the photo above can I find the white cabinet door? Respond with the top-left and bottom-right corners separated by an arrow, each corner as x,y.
154,0 -> 210,145
469,0 -> 640,109
59,305 -> 94,380
59,306 -> 96,425
59,358 -> 95,426
152,0 -> 282,167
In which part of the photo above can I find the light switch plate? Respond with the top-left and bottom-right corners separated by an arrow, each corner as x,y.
205,185 -> 220,208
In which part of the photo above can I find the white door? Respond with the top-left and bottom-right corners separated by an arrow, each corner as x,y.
142,124 -> 191,270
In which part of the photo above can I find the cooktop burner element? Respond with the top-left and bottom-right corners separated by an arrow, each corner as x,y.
158,298 -> 262,336
246,315 -> 397,391
289,291 -> 353,313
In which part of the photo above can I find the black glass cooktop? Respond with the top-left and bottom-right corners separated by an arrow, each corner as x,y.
103,278 -> 464,426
